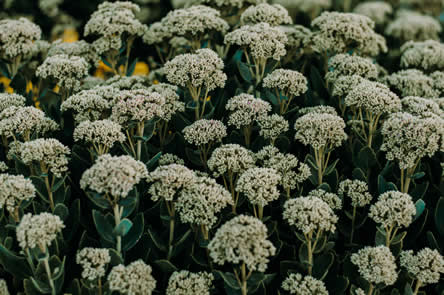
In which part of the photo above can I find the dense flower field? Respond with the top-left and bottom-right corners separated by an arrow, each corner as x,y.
1,0 -> 444,294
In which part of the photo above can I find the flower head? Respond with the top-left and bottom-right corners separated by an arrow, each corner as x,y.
147,83 -> 184,122
0,18 -> 41,59
207,144 -> 256,177
263,69 -> 308,97
281,273 -> 328,295
402,96 -> 444,118
307,189 -> 342,210
73,120 -> 125,150
338,179 -> 372,207
108,260 -> 156,295
257,114 -> 289,143
236,167 -> 281,207
385,69 -> 440,98
241,3 -> 292,26
226,93 -> 271,129
298,105 -> 337,116
369,191 -> 416,229
158,153 -> 185,166
400,40 -> 444,72
0,174 -> 35,215
183,119 -> 227,146
385,11 -> 441,42
353,1 -> 393,26
76,248 -> 111,281
167,271 -> 214,295
48,39 -> 99,67
400,248 -> 444,285
326,54 -> 378,84
0,93 -> 26,113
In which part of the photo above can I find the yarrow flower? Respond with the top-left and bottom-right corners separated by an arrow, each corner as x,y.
48,39 -> 99,67
147,164 -> 196,202
283,196 -> 338,234
208,215 -> 276,272
400,40 -> 444,72
338,179 -> 372,207
0,174 -> 35,217
207,144 -> 256,178
183,119 -> 227,146
0,18 -> 41,60
400,248 -> 444,285
281,273 -> 328,295
263,69 -> 308,98
241,3 -> 292,26
76,248 -> 111,281
73,120 -> 125,154
158,153 -> 185,166
385,69 -> 441,98
36,54 -> 89,92
80,154 -> 148,199
257,114 -> 289,144
108,260 -> 156,295
369,191 -> 416,229
0,93 -> 26,112
385,11 -> 441,42
351,246 -> 398,286
19,138 -> 70,178
166,271 -> 214,295
176,176 -> 232,229
353,1 -> 393,26
16,212 -> 64,251
401,96 -> 444,119
147,83 -> 185,122
307,189 -> 342,210
226,94 -> 271,129
325,54 -> 379,84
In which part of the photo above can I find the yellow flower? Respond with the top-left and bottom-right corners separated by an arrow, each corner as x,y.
133,62 -> 149,75
0,76 -> 13,94
61,28 -> 79,43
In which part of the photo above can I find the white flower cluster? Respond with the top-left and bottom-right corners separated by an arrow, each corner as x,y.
331,75 -> 365,98
226,94 -> 271,129
298,105 -> 337,116
283,196 -> 338,234
111,89 -> 165,126
208,215 -> 276,272
183,119 -> 227,146
73,120 -> 125,149
294,112 -> 347,150
236,167 -> 281,207
36,54 -> 89,91
0,106 -> 58,140
345,79 -> 401,115
16,212 -> 64,251
147,164 -> 196,202
0,174 -> 35,215
385,69 -> 441,98
147,83 -> 185,122
351,246 -> 398,286
0,93 -> 26,112
48,39 -> 99,67
0,18 -> 41,59
0,162 -> 7,172
353,1 -> 393,26
80,154 -> 148,199
307,189 -> 342,210
400,40 -> 444,72
104,75 -> 150,91
225,23 -> 288,61
19,138 -> 70,178
281,273 -> 328,295
177,176 -> 232,228
326,54 -> 379,84
257,114 -> 289,142
158,153 -> 185,166
0,279 -> 9,295
369,191 -> 416,229
385,11 -> 442,42
164,49 -> 227,93
108,260 -> 156,295
402,96 -> 444,119
166,270 -> 214,295
338,179 -> 372,207
263,69 -> 308,97
241,3 -> 292,26
311,12 -> 387,56
400,248 -> 444,285
278,25 -> 312,50
381,112 -> 444,169
207,144 -> 256,177
76,247 -> 111,281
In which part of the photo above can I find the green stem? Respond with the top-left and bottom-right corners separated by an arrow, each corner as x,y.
113,204 -> 122,255
43,256 -> 56,295
241,263 -> 248,295
413,280 -> 422,295
349,206 -> 357,244
367,284 -> 374,295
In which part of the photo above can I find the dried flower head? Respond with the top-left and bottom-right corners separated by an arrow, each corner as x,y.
167,271 -> 214,295
0,174 -> 35,215
400,40 -> 444,72
326,54 -> 378,84
16,212 -> 64,251
108,260 -> 156,295
177,176 -> 232,228
351,246 -> 397,286
263,69 -> 308,97
0,106 -> 58,141
311,12 -> 387,56
207,144 -> 256,177
147,83 -> 184,122
19,138 -> 70,178
294,112 -> 347,150
0,93 -> 26,112
208,215 -> 276,272
385,11 -> 441,42
236,167 -> 281,207
164,49 -> 227,93
183,119 -> 227,146
369,191 -> 416,228
381,112 -> 444,169
147,164 -> 196,202
257,114 -> 289,143
353,1 -> 393,26
402,96 -> 444,118
80,154 -> 148,199
307,189 -> 342,210
385,69 -> 440,98
345,79 -> 401,114
400,248 -> 444,285
158,153 -> 185,166
73,120 -> 125,150
111,89 -> 165,126
283,196 -> 338,234
76,248 -> 111,281
36,54 -> 89,91
225,23 -> 288,61
226,94 -> 271,129
281,273 -> 328,295
338,179 -> 372,207
0,18 -> 41,59
241,3 -> 292,26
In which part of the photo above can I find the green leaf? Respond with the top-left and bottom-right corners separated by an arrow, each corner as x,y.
122,213 -> 144,252
312,252 -> 334,280
391,231 -> 407,245
435,197 -> 444,236
0,244 -> 32,279
324,159 -> 339,176
214,271 -> 240,290
30,278 -> 52,294
174,229 -> 192,247
427,231 -> 441,252
113,219 -> 133,237
378,175 -> 397,194
54,203 -> 69,221
154,259 -> 178,274
146,151 -> 162,170
51,175 -> 67,192
404,283 -> 414,295
414,199 -> 426,221
237,61 -> 252,83
410,172 -> 425,179
126,58 -> 138,76
109,248 -> 124,266
86,192 -> 111,210
352,168 -> 366,181
357,146 -> 377,170
147,227 -> 166,252
92,210 -> 115,243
